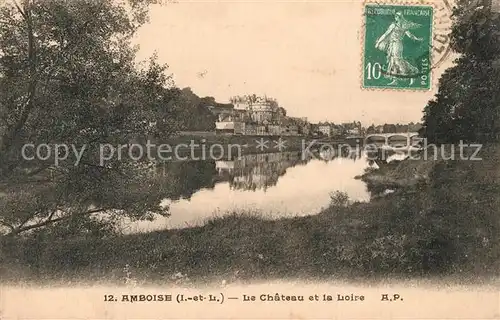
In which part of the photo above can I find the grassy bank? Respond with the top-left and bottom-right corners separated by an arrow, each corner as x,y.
359,145 -> 497,194
1,145 -> 499,285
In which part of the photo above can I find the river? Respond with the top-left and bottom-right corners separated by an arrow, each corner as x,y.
122,148 -> 374,233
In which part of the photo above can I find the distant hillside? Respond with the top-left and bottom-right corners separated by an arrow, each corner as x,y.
176,87 -> 232,132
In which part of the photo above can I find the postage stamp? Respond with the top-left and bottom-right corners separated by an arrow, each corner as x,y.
362,3 -> 434,90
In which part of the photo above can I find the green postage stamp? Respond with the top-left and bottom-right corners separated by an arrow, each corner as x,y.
362,3 -> 434,90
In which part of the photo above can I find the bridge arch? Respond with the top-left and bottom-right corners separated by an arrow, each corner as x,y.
364,132 -> 421,149
365,134 -> 386,146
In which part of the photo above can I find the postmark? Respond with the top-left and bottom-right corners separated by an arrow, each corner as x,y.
363,3 -> 434,90
432,0 -> 454,69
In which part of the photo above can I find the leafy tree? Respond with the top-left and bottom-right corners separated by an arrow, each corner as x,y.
329,190 -> 350,207
420,0 -> 500,144
175,87 -> 217,131
0,0 -> 179,237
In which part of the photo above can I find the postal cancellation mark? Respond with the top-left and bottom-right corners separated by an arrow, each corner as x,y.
363,4 -> 434,90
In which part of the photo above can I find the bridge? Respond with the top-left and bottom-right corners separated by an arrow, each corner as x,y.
365,132 -> 422,149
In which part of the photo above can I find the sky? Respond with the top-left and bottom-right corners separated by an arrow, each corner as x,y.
134,0 -> 456,126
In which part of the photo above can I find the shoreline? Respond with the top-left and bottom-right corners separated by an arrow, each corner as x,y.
120,134 -> 365,161
1,145 -> 499,284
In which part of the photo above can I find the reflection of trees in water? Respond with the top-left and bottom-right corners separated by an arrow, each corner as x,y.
346,147 -> 362,160
320,146 -> 362,161
150,149 -> 366,199
153,161 -> 218,200
224,152 -> 307,192
219,150 -> 361,192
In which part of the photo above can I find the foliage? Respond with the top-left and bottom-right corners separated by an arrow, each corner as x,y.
3,152 -> 499,283
0,0 -> 180,237
175,88 -> 219,131
329,190 -> 350,207
420,0 -> 500,143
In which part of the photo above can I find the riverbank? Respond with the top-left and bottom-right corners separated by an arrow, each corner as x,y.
357,144 -> 497,196
129,134 -> 361,160
1,145 -> 499,285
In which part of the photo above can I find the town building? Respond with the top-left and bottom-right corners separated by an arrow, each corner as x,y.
268,124 -> 281,136
215,113 -> 244,134
256,125 -> 268,136
300,123 -> 311,136
211,96 -> 311,136
318,125 -> 331,137
280,118 -> 299,136
207,105 -> 234,120
282,125 -> 299,136
233,99 -> 276,125
244,123 -> 257,135
347,127 -> 361,136
288,117 -> 310,136
331,125 -> 342,137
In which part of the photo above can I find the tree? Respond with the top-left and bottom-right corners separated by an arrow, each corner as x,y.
175,87 -> 217,131
421,0 -> 500,144
0,0 -> 179,237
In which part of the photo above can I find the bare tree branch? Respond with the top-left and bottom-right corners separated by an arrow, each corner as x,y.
16,211 -> 40,230
26,165 -> 53,177
10,207 -> 113,235
0,220 -> 15,231
12,0 -> 27,19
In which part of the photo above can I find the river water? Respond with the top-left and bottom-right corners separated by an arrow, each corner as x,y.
124,149 -> 374,233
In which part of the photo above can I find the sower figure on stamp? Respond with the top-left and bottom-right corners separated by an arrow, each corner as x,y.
375,11 -> 423,86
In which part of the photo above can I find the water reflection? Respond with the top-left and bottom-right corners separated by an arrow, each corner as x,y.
125,149 -> 371,233
216,152 -> 309,192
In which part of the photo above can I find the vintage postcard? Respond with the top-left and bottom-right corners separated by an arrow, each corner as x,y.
1,0 -> 500,319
